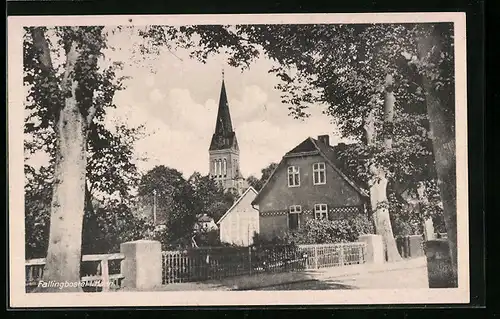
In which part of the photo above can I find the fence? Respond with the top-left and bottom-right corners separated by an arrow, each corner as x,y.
161,242 -> 366,284
299,242 -> 366,269
25,253 -> 125,292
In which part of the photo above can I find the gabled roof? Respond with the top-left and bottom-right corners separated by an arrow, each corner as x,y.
217,186 -> 258,224
209,78 -> 239,151
251,137 -> 369,205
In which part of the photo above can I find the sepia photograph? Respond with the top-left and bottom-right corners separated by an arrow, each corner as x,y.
8,13 -> 469,307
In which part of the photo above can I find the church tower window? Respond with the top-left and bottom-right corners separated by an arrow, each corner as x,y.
223,159 -> 227,178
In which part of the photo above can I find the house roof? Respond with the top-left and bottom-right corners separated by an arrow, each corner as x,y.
197,214 -> 215,223
217,186 -> 258,224
209,78 -> 239,151
251,137 -> 369,205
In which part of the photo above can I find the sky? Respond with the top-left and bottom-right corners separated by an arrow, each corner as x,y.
26,27 -> 351,180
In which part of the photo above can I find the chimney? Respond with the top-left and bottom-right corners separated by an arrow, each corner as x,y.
317,135 -> 330,146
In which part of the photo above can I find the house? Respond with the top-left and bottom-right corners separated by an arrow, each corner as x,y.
194,213 -> 218,232
217,187 -> 259,246
251,135 -> 371,240
208,72 -> 249,196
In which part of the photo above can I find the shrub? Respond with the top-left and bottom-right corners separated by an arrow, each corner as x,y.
286,214 -> 374,245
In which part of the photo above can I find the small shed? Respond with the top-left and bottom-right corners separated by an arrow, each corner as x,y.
217,187 -> 259,246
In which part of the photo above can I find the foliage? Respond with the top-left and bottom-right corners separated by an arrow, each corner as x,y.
138,165 -> 198,243
251,232 -> 289,247
194,229 -> 222,247
24,165 -> 53,259
246,162 -> 278,191
286,215 -> 375,245
388,193 -> 421,237
188,172 -> 236,223
246,175 -> 262,192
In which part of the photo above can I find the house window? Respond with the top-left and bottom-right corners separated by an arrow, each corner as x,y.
314,204 -> 328,220
313,162 -> 326,185
288,205 -> 302,230
287,166 -> 300,187
213,160 -> 217,177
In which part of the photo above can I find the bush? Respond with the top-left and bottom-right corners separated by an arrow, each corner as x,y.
286,214 -> 374,245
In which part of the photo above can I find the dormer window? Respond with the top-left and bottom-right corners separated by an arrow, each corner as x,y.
313,162 -> 326,185
287,166 -> 300,187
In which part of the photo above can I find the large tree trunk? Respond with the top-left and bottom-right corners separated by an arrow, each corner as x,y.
416,25 -> 458,287
364,75 -> 402,262
369,166 -> 401,262
31,32 -> 97,292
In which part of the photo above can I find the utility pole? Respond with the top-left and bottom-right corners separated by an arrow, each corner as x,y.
153,189 -> 157,225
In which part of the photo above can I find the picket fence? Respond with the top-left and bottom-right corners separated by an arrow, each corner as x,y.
25,253 -> 125,292
161,242 -> 367,284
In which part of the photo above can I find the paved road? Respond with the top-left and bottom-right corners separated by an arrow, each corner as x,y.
125,257 -> 428,291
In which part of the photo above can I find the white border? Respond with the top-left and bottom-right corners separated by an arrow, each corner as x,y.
8,13 -> 469,307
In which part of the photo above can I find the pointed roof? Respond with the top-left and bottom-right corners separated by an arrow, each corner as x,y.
217,187 -> 258,224
209,77 -> 238,151
251,137 -> 369,205
214,79 -> 233,135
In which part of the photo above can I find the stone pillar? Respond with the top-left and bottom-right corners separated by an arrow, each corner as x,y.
358,234 -> 384,264
120,240 -> 162,290
424,239 -> 456,288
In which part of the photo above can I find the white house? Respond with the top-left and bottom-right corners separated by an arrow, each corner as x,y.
217,187 -> 259,246
194,213 -> 218,232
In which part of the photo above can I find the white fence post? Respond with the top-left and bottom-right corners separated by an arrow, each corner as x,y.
248,246 -> 252,275
339,243 -> 344,266
314,246 -> 318,269
100,258 -> 110,292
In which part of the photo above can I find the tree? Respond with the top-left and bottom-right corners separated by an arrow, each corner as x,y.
246,162 -> 278,191
414,23 -> 457,286
24,26 -> 148,291
24,165 -> 53,259
24,26 -> 117,291
138,165 -> 198,244
246,175 -> 261,192
188,172 -> 236,222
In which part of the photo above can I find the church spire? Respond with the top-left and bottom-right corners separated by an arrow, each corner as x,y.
214,72 -> 233,135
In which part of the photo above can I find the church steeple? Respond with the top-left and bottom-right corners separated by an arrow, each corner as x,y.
208,71 -> 248,195
214,74 -> 234,135
209,72 -> 238,151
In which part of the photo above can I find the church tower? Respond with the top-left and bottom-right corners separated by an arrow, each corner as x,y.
209,71 -> 248,195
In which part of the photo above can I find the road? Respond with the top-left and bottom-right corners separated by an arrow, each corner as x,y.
256,261 -> 429,290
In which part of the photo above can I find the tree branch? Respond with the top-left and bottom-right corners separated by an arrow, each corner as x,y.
30,28 -> 53,72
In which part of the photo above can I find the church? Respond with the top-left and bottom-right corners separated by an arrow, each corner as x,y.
208,73 -> 249,196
